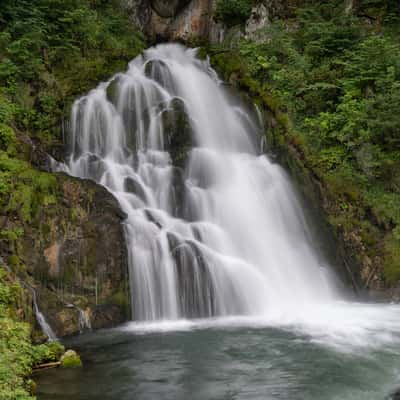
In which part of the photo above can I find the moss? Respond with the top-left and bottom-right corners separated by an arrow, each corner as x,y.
7,255 -> 19,267
0,266 -> 63,399
0,1 -> 143,395
108,291 -> 129,309
383,235 -> 400,284
0,152 -> 58,224
60,350 -> 82,368
215,0 -> 252,27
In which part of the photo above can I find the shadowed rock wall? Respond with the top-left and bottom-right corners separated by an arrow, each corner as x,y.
19,173 -> 129,338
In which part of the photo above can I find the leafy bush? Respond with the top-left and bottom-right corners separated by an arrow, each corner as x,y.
0,266 -> 66,399
0,0 -> 145,148
0,1 -> 145,397
215,0 -> 252,27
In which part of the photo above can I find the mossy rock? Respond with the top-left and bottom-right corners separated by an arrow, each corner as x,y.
161,97 -> 192,168
60,349 -> 82,368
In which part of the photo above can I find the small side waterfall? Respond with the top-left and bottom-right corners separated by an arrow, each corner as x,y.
63,44 -> 338,322
32,289 -> 57,341
0,257 -> 57,340
77,307 -> 91,333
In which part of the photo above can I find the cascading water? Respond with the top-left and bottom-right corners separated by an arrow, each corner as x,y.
0,256 -> 57,341
32,289 -> 57,341
40,44 -> 400,400
62,43 -> 337,322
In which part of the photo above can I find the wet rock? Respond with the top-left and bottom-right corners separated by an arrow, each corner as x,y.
167,232 -> 216,317
161,97 -> 192,168
170,166 -> 186,218
91,304 -> 125,329
144,59 -> 176,93
106,76 -> 122,105
124,177 -> 148,202
389,389 -> 400,399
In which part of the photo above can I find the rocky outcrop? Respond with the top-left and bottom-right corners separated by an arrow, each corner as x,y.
161,97 -> 192,168
150,0 -> 192,18
123,0 -> 306,43
18,173 -> 129,338
148,0 -> 220,43
122,0 -> 225,42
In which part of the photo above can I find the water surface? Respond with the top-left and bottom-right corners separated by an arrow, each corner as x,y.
37,312 -> 400,400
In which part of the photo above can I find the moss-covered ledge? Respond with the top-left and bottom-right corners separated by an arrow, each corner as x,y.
1,163 -> 130,338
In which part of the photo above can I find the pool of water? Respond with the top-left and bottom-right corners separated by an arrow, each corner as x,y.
36,312 -> 400,400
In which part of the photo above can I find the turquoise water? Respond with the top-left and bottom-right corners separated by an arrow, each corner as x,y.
36,317 -> 400,400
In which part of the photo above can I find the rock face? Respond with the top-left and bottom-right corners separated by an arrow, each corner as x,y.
150,0 -> 192,18
20,173 -> 129,338
123,0 -> 305,43
149,0 -> 218,42
122,0 -> 221,42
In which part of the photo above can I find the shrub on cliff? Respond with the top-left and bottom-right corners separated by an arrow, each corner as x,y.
216,0 -> 252,27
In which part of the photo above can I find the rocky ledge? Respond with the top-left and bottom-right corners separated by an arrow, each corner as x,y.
19,173 -> 129,339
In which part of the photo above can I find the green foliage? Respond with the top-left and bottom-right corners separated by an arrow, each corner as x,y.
215,0 -> 253,27
0,0 -> 145,279
0,1 -> 145,397
383,235 -> 400,283
31,341 -> 65,366
0,266 -> 66,399
0,0 -> 145,148
60,350 -> 82,368
0,152 -> 57,223
0,267 -> 34,399
295,3 -> 361,61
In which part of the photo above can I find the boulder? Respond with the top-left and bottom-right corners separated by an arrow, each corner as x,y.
161,97 -> 192,168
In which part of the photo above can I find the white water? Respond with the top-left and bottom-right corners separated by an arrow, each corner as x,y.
77,306 -> 91,333
32,289 -> 57,341
0,257 -> 57,341
60,44 -> 400,350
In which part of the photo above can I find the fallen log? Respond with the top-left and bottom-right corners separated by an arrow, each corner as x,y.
33,361 -> 61,371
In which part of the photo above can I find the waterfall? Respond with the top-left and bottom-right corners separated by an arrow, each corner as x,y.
77,307 -> 91,332
32,289 -> 57,341
63,44 -> 338,322
0,257 -> 57,340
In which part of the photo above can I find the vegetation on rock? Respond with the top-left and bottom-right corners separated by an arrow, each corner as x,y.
215,0 -> 253,27
0,0 -> 144,261
0,0 -> 145,397
60,349 -> 82,368
0,266 -> 65,399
